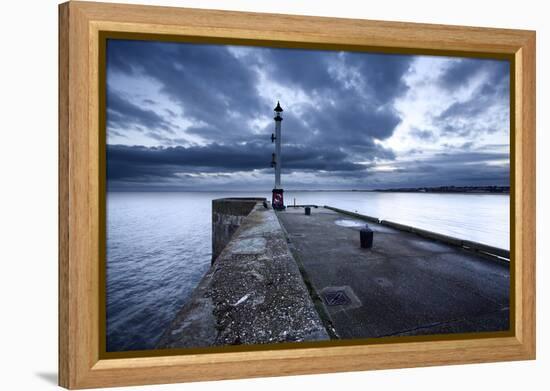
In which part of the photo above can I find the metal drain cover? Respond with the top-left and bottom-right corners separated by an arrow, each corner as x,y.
322,290 -> 351,306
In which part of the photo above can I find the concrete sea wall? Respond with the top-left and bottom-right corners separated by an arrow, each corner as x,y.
324,205 -> 510,260
157,199 -> 329,349
211,197 -> 265,262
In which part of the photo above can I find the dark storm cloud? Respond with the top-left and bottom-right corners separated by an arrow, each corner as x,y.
256,48 -> 339,92
342,52 -> 413,103
258,50 -> 412,103
283,159 -> 508,190
439,59 -> 485,89
256,50 -> 413,144
107,41 -> 412,146
427,151 -> 509,165
106,39 -> 509,189
434,59 -> 510,136
106,40 -> 414,188
107,39 -> 266,142
438,58 -> 509,90
107,90 -> 174,133
366,158 -> 509,189
410,128 -> 436,141
107,143 -> 365,181
310,146 -> 509,190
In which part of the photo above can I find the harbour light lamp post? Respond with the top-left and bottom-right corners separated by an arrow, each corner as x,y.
271,101 -> 285,210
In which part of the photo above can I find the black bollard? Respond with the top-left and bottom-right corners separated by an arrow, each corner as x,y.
305,207 -> 311,216
360,224 -> 374,249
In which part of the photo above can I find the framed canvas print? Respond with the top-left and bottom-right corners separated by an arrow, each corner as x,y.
58,1 -> 536,389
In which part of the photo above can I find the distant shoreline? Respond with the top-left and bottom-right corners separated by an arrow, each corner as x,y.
107,186 -> 510,194
283,186 -> 510,194
371,185 -> 510,194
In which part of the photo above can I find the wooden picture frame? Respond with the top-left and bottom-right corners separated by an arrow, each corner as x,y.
59,1 -> 536,388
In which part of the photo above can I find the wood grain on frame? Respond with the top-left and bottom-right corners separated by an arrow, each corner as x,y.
58,1 -> 536,388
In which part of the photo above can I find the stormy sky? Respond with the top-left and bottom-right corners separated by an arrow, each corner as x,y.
106,39 -> 510,191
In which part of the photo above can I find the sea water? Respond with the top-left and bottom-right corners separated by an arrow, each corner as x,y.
106,191 -> 509,351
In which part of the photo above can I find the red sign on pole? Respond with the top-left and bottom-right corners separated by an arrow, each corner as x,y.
272,189 -> 285,210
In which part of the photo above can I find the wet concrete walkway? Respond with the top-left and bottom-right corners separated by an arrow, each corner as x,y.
276,206 -> 510,339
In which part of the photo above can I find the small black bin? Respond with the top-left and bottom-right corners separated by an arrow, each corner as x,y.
305,207 -> 311,215
360,225 -> 374,249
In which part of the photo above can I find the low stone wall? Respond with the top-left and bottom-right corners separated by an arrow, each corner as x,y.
211,198 -> 265,263
324,205 -> 380,223
157,200 -> 329,349
325,205 -> 509,260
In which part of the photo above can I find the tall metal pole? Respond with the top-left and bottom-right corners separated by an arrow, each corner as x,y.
272,101 -> 285,210
274,109 -> 282,189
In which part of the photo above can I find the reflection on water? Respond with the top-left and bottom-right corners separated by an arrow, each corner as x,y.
106,191 -> 509,351
334,219 -> 366,228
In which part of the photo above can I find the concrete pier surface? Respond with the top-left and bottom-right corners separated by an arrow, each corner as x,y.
276,206 -> 510,339
157,201 -> 329,349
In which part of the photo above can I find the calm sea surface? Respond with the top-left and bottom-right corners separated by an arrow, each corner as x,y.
106,191 -> 509,351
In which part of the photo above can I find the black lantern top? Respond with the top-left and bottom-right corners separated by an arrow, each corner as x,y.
274,101 -> 283,112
